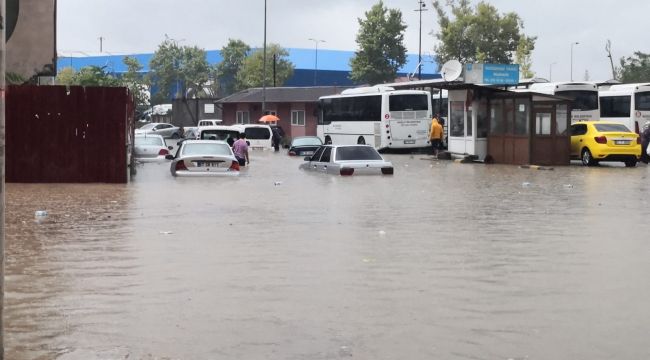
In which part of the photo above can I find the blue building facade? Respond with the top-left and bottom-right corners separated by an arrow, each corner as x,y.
57,48 -> 440,87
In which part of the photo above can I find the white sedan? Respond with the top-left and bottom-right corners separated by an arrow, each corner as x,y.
166,140 -> 240,177
134,134 -> 172,162
135,122 -> 182,139
299,145 -> 394,176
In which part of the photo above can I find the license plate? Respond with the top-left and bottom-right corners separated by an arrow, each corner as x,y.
404,140 -> 416,144
195,161 -> 219,167
614,140 -> 630,145
302,151 -> 314,155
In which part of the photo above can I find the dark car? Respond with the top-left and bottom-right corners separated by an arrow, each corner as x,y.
288,136 -> 323,156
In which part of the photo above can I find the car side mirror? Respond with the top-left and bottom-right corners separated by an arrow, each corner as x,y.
304,156 -> 312,161
165,154 -> 174,160
168,146 -> 173,150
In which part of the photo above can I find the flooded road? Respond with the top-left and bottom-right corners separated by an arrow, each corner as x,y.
6,151 -> 650,359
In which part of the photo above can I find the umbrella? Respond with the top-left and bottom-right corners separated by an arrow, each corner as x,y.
259,114 -> 280,123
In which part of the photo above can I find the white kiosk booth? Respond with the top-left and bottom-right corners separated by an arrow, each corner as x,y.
447,86 -> 490,160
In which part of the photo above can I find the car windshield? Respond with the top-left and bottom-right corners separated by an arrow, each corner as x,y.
135,137 -> 164,146
139,123 -> 156,130
245,127 -> 271,139
200,130 -> 240,141
335,146 -> 383,161
292,137 -> 322,147
593,123 -> 631,133
181,143 -> 232,156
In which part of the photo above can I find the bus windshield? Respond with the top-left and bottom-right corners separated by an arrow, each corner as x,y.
555,90 -> 598,111
635,92 -> 650,111
389,94 -> 429,111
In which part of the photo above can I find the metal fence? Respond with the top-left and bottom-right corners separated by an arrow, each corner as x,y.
6,85 -> 134,183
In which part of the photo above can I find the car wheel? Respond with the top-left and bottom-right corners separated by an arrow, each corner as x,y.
171,133 -> 180,139
581,148 -> 596,166
625,158 -> 637,167
357,136 -> 366,145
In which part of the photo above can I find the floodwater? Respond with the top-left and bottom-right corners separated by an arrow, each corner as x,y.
5,151 -> 650,360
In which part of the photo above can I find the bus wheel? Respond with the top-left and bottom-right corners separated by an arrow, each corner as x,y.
325,136 -> 332,145
357,136 -> 366,145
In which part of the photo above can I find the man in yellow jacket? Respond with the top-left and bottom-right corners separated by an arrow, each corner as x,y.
429,117 -> 444,156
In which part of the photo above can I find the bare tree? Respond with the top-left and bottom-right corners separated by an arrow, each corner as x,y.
605,40 -> 617,80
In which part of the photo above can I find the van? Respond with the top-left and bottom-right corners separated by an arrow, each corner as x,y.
197,119 -> 223,128
233,124 -> 273,149
198,125 -> 242,144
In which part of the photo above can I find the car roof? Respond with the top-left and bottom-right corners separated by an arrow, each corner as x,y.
182,140 -> 229,145
199,125 -> 241,131
135,133 -> 165,138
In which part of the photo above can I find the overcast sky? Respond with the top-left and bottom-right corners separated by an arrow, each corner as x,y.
58,0 -> 649,82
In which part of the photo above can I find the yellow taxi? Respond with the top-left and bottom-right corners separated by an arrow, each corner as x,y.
570,121 -> 641,167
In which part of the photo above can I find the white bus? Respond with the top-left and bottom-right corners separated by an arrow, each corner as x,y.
599,83 -> 650,134
317,86 -> 432,150
522,82 -> 600,122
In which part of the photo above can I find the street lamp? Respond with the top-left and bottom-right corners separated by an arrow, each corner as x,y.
414,0 -> 427,80
570,42 -> 579,81
549,62 -> 557,82
262,0 -> 267,114
308,38 -> 325,86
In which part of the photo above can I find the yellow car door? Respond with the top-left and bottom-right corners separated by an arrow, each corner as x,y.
570,123 -> 587,157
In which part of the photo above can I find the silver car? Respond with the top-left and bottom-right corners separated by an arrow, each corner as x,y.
134,134 -> 172,162
166,140 -> 240,177
299,145 -> 394,176
135,122 -> 182,139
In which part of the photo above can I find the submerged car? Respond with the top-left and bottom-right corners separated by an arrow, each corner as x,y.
166,140 -> 240,176
570,121 -> 641,167
135,122 -> 182,139
299,145 -> 394,176
134,134 -> 172,162
288,136 -> 323,156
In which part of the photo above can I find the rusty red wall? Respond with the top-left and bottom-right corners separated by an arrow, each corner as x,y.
6,85 -> 134,183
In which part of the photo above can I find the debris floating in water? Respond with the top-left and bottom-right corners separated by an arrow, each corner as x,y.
159,231 -> 173,235
274,181 -> 283,186
378,230 -> 386,236
563,184 -> 574,189
34,210 -> 48,218
521,182 -> 532,188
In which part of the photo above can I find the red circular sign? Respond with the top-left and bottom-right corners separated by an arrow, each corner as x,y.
384,114 -> 390,119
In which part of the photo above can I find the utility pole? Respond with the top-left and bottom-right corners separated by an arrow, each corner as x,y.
262,0 -> 267,115
570,41 -> 579,82
415,0 -> 427,80
98,36 -> 104,53
308,38 -> 325,86
0,0 -> 6,357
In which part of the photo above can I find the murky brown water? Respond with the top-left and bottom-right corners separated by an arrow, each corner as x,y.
5,151 -> 650,359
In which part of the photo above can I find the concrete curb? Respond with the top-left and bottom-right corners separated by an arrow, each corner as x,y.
520,165 -> 554,171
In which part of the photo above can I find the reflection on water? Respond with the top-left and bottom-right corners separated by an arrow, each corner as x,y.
5,153 -> 650,359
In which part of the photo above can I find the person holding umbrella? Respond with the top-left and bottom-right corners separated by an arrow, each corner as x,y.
259,114 -> 282,151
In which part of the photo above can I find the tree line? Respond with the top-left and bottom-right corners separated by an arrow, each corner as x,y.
56,0 -> 649,109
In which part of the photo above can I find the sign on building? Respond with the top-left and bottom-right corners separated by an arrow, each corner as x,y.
464,63 -> 520,85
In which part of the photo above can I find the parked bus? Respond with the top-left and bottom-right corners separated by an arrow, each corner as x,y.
317,86 -> 432,150
598,83 -> 650,134
517,81 -> 600,123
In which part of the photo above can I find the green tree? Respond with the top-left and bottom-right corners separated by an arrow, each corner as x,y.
432,0 -> 536,67
73,65 -> 121,86
618,51 -> 650,83
217,39 -> 250,96
122,56 -> 150,109
349,1 -> 407,85
515,36 -> 535,78
149,37 -> 211,100
56,67 -> 76,85
236,43 -> 294,90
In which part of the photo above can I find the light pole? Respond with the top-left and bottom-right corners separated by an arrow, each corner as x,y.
262,0 -> 267,115
308,38 -> 325,86
570,42 -> 579,81
98,36 -> 104,53
549,62 -> 557,82
414,0 -> 427,80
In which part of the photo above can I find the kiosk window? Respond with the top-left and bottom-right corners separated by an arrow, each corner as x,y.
450,101 -> 465,137
514,99 -> 530,135
477,99 -> 488,138
504,99 -> 515,134
556,105 -> 568,135
536,113 -> 552,135
490,100 -> 503,134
